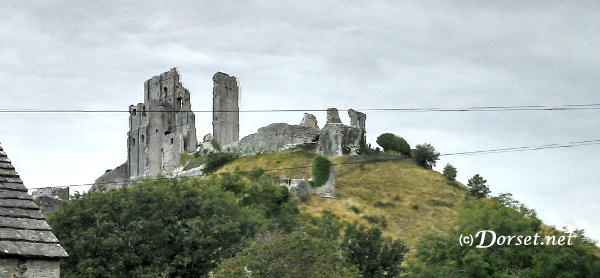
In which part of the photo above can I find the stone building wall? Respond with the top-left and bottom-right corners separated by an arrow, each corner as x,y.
127,68 -> 197,179
212,72 -> 239,148
0,258 -> 61,278
223,114 -> 320,156
318,108 -> 366,157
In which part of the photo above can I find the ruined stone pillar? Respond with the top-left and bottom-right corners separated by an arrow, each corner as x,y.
212,72 -> 240,148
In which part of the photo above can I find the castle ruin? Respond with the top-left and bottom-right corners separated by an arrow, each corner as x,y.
212,72 -> 239,148
95,68 -> 367,191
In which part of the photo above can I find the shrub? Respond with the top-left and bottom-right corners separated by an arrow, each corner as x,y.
213,232 -> 360,277
342,225 -> 409,278
412,143 -> 440,169
202,153 -> 238,175
376,133 -> 411,156
311,155 -> 332,187
467,174 -> 490,198
443,163 -> 457,181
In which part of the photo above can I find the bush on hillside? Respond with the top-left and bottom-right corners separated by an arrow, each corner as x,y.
443,163 -> 457,181
412,143 -> 440,169
376,133 -> 411,157
311,155 -> 332,187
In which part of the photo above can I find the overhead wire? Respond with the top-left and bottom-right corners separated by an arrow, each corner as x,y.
3,103 -> 600,113
26,138 -> 600,190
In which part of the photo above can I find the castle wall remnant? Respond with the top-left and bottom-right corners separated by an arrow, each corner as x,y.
213,72 -> 239,148
31,187 -> 69,219
90,67 -> 200,187
225,113 -> 320,156
127,68 -> 197,179
318,108 -> 366,157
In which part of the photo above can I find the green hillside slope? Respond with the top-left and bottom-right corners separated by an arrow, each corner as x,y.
215,147 -> 470,246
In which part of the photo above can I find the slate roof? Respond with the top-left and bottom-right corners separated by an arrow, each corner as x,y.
0,143 -> 68,259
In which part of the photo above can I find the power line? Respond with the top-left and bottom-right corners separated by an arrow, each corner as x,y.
26,138 -> 600,190
4,103 -> 600,113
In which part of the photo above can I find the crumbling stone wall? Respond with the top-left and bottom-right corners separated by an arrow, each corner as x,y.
224,114 -> 320,156
0,258 -> 61,278
212,72 -> 239,148
318,108 -> 366,156
31,187 -> 69,219
128,68 -> 197,179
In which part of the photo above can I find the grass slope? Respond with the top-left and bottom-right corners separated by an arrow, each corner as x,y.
212,148 -> 470,247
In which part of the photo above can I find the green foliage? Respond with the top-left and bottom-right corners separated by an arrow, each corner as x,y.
342,145 -> 351,155
349,205 -> 362,214
202,152 -> 238,175
213,232 -> 360,278
311,155 -> 332,187
49,177 -> 266,277
376,133 -> 411,156
468,174 -> 490,199
342,224 -> 409,278
443,163 -> 457,181
412,143 -> 440,169
50,173 -> 305,277
410,195 -> 600,277
211,140 -> 221,152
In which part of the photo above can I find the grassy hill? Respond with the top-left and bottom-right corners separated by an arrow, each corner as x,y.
213,146 -> 470,247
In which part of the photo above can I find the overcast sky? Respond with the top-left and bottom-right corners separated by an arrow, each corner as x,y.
1,1 -> 599,242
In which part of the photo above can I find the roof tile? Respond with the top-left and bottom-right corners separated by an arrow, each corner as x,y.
0,143 -> 67,259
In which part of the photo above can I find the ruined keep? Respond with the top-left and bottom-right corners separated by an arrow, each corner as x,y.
212,72 -> 239,148
95,68 -> 198,187
128,68 -> 197,179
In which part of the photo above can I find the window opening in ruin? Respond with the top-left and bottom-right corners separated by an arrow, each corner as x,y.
177,97 -> 183,107
170,138 -> 174,144
156,129 -> 159,133
132,138 -> 136,146
165,130 -> 171,135
132,109 -> 137,115
141,135 -> 145,142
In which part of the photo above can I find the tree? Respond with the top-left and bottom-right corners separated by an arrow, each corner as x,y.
412,143 -> 440,169
213,232 -> 360,278
443,163 -> 457,181
342,225 -> 409,278
49,177 -> 296,277
467,174 -> 490,198
376,133 -> 411,156
410,195 -> 600,277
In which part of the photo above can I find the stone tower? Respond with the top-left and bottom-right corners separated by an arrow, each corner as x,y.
212,72 -> 239,148
127,68 -> 197,179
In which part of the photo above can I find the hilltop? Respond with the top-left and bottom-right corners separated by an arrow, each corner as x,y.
213,146 -> 470,247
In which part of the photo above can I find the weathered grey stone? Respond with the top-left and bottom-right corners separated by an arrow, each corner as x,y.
0,258 -> 62,278
202,133 -> 213,143
127,68 -> 198,179
299,113 -> 319,130
318,108 -> 366,157
309,165 -> 336,198
326,108 -> 342,124
348,109 -> 366,130
96,68 -> 198,187
31,187 -> 69,201
318,124 -> 363,156
31,187 -> 69,219
213,72 -> 239,148
94,162 -> 128,185
286,179 -> 310,199
225,123 -> 319,156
